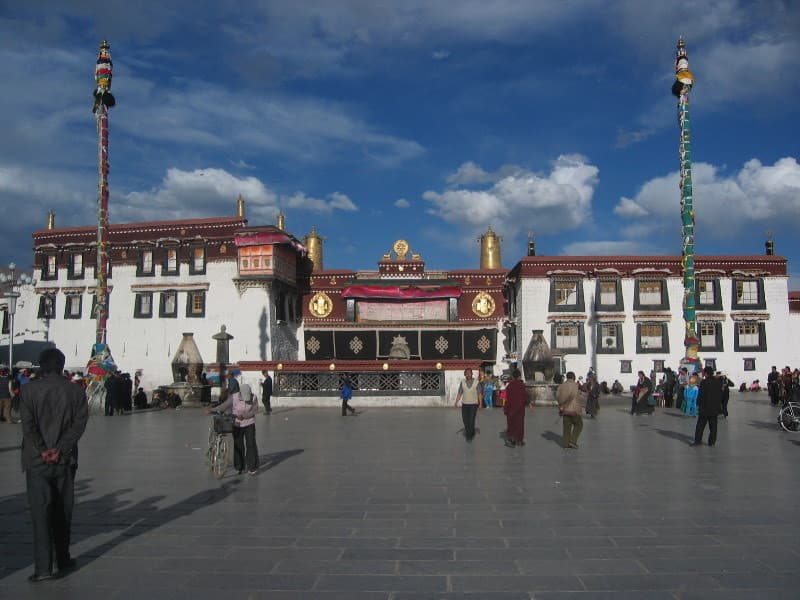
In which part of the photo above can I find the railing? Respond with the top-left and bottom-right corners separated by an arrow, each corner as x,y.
275,371 -> 444,397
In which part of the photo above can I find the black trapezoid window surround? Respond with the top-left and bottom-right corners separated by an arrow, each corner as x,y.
186,290 -> 206,318
63,294 -> 82,319
67,252 -> 85,280
594,279 -> 624,311
38,294 -> 56,319
695,279 -> 722,311
550,321 -> 586,354
636,322 -> 670,354
40,253 -> 58,281
137,249 -> 155,277
731,278 -> 766,310
548,279 -> 585,312
734,321 -> 767,352
159,290 -> 178,318
161,247 -> 180,276
133,291 -> 153,318
189,246 -> 206,275
596,322 -> 624,354
698,321 -> 723,352
633,279 -> 670,311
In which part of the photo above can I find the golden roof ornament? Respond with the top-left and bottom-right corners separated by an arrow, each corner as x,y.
479,225 -> 502,269
305,226 -> 324,271
393,239 -> 410,260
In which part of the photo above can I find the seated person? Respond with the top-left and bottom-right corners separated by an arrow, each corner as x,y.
739,382 -> 747,392
611,379 -> 624,394
749,379 -> 761,392
600,381 -> 610,394
133,387 -> 148,409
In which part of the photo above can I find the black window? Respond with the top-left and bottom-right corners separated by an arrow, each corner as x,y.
595,279 -> 623,311
636,322 -> 670,353
698,321 -> 723,351
596,322 -> 624,354
90,293 -> 110,319
67,253 -> 85,280
548,279 -> 585,312
732,279 -> 766,310
633,279 -> 669,310
41,254 -> 57,281
38,294 -> 56,319
160,291 -> 178,318
189,246 -> 206,275
743,358 -> 756,371
695,279 -> 722,310
137,249 -> 155,277
186,291 -> 205,318
1,308 -> 8,334
550,322 -> 586,354
704,358 -> 717,371
734,321 -> 766,352
134,292 -> 153,318
162,248 -> 179,276
64,294 -> 82,319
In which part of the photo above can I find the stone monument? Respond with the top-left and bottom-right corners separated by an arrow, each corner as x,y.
521,330 -> 561,405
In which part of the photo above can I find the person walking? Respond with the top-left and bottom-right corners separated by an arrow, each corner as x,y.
0,367 -> 12,423
454,368 -> 480,442
719,372 -> 731,418
261,370 -> 273,415
503,368 -> 527,447
20,348 -> 88,581
482,373 -> 495,409
556,371 -> 583,449
690,366 -> 724,447
584,373 -> 600,418
340,375 -> 356,416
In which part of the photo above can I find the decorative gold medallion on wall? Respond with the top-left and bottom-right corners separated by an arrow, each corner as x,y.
308,292 -> 333,317
471,291 -> 496,317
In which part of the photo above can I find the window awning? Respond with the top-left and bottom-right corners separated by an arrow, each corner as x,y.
341,285 -> 462,300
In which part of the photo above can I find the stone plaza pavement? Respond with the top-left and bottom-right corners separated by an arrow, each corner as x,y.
1,392 -> 799,599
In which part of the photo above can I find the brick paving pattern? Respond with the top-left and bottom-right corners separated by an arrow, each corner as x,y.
1,391 -> 798,598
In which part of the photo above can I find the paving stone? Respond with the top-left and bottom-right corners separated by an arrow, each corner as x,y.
1,394 -> 797,596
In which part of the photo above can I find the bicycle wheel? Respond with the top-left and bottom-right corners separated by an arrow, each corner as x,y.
778,404 -> 800,432
212,436 -> 229,479
206,428 -> 215,467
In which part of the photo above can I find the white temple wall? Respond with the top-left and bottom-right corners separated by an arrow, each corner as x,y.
516,274 -> 793,390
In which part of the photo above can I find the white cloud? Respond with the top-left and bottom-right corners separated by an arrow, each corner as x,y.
432,49 -> 451,60
286,191 -> 359,214
446,161 -> 495,186
119,168 -> 279,223
613,156 -> 800,239
425,154 -> 599,242
394,198 -> 410,208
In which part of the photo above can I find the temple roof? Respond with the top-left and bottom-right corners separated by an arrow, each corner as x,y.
510,255 -> 787,278
33,216 -> 247,247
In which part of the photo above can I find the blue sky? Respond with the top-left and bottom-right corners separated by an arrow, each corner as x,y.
1,1 -> 799,281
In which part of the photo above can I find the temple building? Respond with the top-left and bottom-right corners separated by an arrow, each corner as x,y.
2,203 -> 799,402
505,245 -> 793,387
239,231 -> 507,405
6,198 -> 309,391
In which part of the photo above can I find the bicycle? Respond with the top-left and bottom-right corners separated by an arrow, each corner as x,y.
777,401 -> 800,432
206,412 -> 233,478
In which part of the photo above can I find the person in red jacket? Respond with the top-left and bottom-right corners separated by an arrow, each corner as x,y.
503,369 -> 528,448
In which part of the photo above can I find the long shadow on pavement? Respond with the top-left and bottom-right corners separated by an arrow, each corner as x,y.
255,448 -> 304,474
541,430 -> 563,447
0,445 -> 19,454
0,476 -> 243,580
654,428 -> 694,444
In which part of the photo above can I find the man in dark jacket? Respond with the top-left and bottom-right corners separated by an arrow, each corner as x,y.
20,347 -> 88,581
690,366 -> 724,447
261,370 -> 273,415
